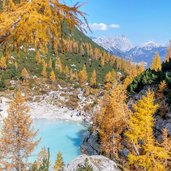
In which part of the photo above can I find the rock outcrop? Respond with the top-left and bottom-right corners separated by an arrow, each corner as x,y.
64,154 -> 121,171
81,131 -> 100,155
155,116 -> 171,137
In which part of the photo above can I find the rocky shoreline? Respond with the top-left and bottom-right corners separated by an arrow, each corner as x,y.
0,88 -> 95,122
0,96 -> 85,122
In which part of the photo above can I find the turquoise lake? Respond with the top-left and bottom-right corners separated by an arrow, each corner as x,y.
31,119 -> 86,165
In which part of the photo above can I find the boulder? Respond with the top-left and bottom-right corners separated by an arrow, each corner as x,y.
64,155 -> 120,171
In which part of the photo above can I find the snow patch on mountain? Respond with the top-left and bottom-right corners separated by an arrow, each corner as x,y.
139,41 -> 165,49
93,35 -> 133,52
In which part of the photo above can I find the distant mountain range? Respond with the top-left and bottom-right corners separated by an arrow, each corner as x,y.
92,36 -> 168,66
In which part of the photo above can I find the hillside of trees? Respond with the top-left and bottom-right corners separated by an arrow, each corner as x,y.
0,0 -> 171,171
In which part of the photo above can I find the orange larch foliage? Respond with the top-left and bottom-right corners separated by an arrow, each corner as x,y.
14,61 -> 18,70
0,0 -> 88,54
126,90 -> 168,171
104,71 -> 113,90
69,69 -> 74,81
41,59 -> 47,78
35,51 -> 41,64
0,91 -> 39,170
165,41 -> 171,62
101,57 -> 105,67
94,83 -> 129,159
89,69 -> 97,87
78,64 -> 88,86
151,52 -> 162,71
0,56 -> 7,70
50,70 -> 56,82
21,67 -> 30,81
80,44 -> 85,56
48,58 -> 52,69
64,65 -> 69,78
55,57 -> 63,73
137,63 -> 145,75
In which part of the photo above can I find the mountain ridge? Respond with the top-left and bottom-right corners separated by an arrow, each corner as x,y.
92,36 -> 168,65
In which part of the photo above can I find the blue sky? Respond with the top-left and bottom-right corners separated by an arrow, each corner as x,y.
66,0 -> 171,46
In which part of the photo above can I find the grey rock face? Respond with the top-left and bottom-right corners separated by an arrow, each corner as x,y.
64,155 -> 120,171
166,111 -> 171,119
80,131 -> 100,155
155,117 -> 171,136
119,148 -> 130,158
166,123 -> 171,135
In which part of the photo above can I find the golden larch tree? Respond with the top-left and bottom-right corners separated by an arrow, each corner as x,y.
110,69 -> 116,83
21,67 -> 30,81
137,63 -> 145,75
94,83 -> 130,159
80,44 -> 85,56
123,75 -> 134,89
78,64 -> 88,86
70,69 -> 74,81
151,52 -> 161,71
54,152 -> 64,171
0,0 -> 88,54
87,45 -> 94,58
75,72 -> 78,81
0,91 -> 39,171
90,69 -> 97,87
50,70 -> 56,82
101,58 -> 105,67
72,41 -> 79,53
104,71 -> 112,83
35,51 -> 41,64
0,56 -> 7,70
104,71 -> 112,90
126,90 -> 168,171
125,62 -> 137,77
94,48 -> 100,60
165,41 -> 171,62
110,55 -> 116,66
48,58 -> 52,69
64,65 -> 69,78
14,61 -> 18,70
31,161 -> 39,171
41,60 -> 47,78
55,57 -> 63,73
104,53 -> 110,63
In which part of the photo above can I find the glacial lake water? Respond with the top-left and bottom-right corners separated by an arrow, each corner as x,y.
30,119 -> 86,166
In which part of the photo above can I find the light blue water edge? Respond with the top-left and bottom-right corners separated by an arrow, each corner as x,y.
30,119 -> 87,166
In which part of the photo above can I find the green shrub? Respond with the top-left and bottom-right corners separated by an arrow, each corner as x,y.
128,69 -> 162,93
0,78 -> 6,91
76,158 -> 93,171
8,86 -> 15,90
162,58 -> 171,72
165,72 -> 171,88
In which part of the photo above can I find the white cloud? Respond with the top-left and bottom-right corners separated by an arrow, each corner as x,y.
109,24 -> 120,29
89,23 -> 108,31
89,23 -> 120,31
